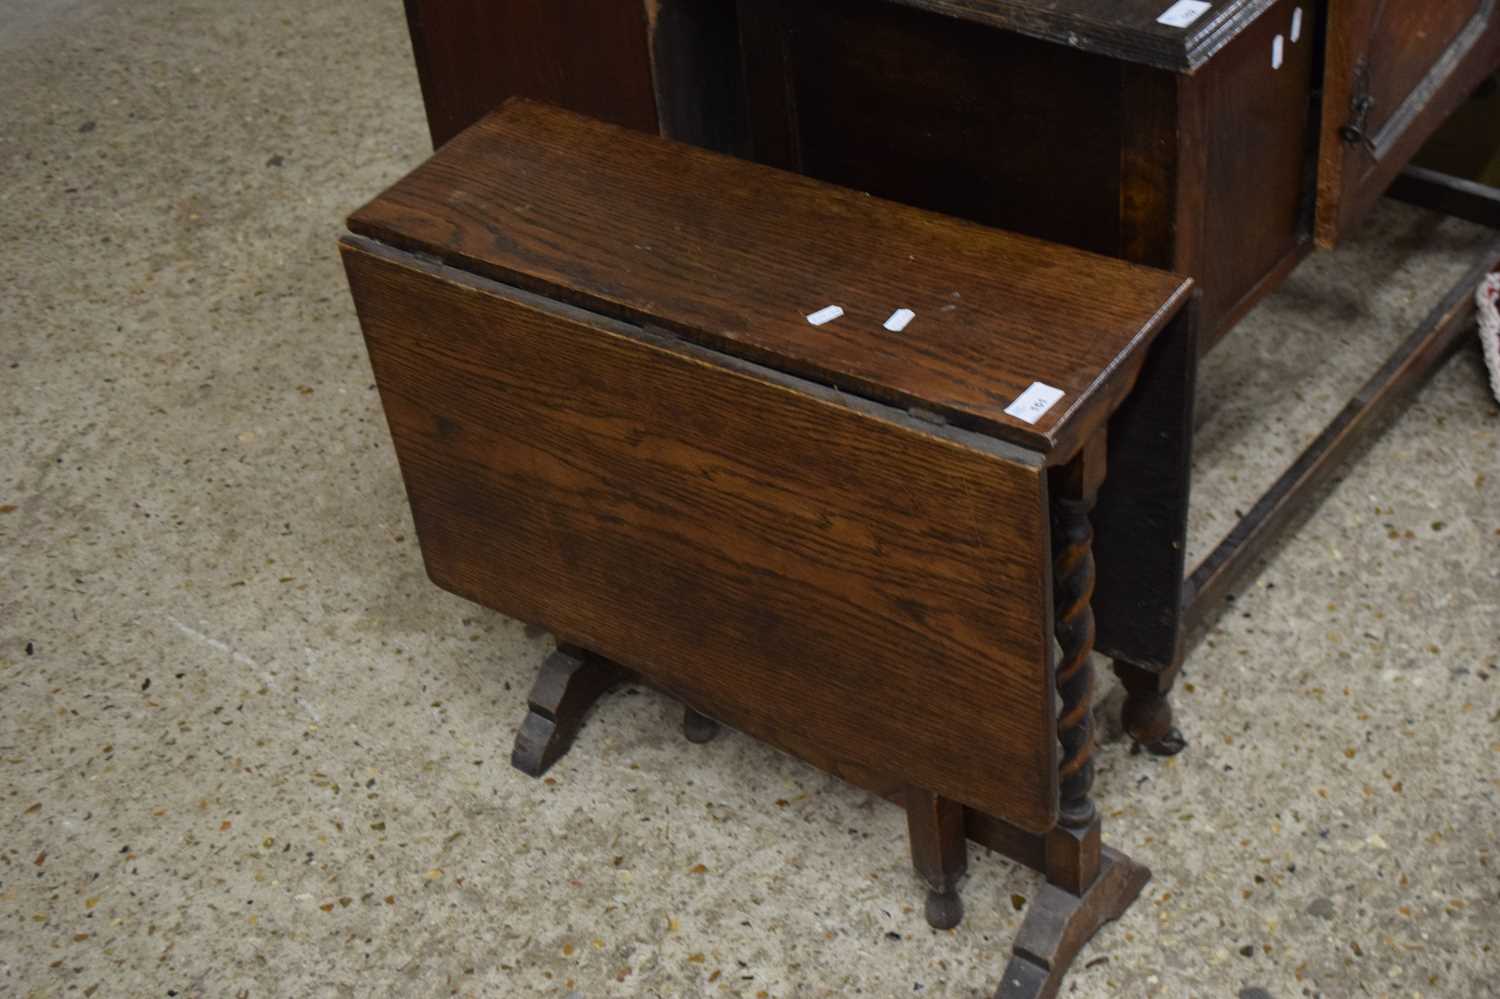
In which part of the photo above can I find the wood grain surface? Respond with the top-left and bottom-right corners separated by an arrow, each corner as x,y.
1362,1 -> 1487,142
872,0 -> 1278,71
1191,0 -> 1318,341
737,0 -> 1127,257
349,100 -> 1192,459
402,0 -> 660,148
733,0 -> 1304,343
343,238 -> 1062,833
1316,0 -> 1500,245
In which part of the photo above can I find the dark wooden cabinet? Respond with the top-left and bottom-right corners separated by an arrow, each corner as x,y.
413,0 -> 1500,337
401,0 -> 1500,278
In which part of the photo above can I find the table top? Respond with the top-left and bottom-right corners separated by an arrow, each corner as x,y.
880,0 -> 1276,71
349,100 -> 1193,457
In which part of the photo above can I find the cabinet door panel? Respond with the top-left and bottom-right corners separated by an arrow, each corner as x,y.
1316,0 -> 1500,245
1365,2 -> 1485,136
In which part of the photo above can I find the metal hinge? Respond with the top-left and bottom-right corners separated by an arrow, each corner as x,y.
1339,61 -> 1378,153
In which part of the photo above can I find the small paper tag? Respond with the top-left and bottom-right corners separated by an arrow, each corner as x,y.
1156,1 -> 1211,28
883,308 -> 915,333
806,305 -> 844,326
1004,382 -> 1065,425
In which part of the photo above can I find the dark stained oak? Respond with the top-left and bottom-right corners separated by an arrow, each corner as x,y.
390,2 -> 1500,697
348,100 -> 1193,460
511,645 -> 625,778
906,789 -> 969,929
996,847 -> 1151,999
1361,1 -> 1487,134
403,0 -> 743,152
1115,660 -> 1189,757
1317,0 -> 1500,245
730,0 -> 1309,685
876,0 -> 1278,72
402,0 -> 660,149
1189,0 -> 1319,345
343,237 -> 1068,833
644,0 -> 745,153
737,0 -> 1127,258
734,0 -> 1317,347
1091,296 -> 1199,674
341,102 -> 1198,995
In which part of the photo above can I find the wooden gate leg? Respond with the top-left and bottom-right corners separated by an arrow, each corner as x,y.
511,644 -> 623,778
906,788 -> 968,929
998,434 -> 1149,999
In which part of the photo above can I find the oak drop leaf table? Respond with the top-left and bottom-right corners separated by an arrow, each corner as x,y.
341,100 -> 1197,998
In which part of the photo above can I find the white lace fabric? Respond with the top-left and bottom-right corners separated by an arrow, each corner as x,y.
1478,272 -> 1500,405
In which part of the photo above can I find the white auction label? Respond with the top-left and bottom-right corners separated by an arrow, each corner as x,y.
883,308 -> 915,333
1157,1 -> 1211,28
1004,382 -> 1065,425
805,305 -> 844,326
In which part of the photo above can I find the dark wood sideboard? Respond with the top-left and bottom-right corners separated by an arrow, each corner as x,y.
404,1 -> 1498,316
399,0 -> 1500,755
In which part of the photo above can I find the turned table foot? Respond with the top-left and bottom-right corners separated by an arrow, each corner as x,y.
1114,661 -> 1188,757
682,705 -> 721,744
906,788 -> 968,929
925,887 -> 965,930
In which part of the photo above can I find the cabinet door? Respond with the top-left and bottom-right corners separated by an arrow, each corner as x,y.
1316,0 -> 1500,245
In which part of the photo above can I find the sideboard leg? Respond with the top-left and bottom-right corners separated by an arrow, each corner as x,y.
682,705 -> 721,744
511,644 -> 623,778
905,788 -> 968,929
995,433 -> 1149,998
1114,661 -> 1187,757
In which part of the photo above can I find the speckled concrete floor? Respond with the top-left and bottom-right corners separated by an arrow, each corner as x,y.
2,2 -> 1497,998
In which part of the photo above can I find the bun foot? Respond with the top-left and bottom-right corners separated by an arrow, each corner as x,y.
1114,661 -> 1186,758
1131,727 -> 1188,757
925,888 -> 964,930
683,705 -> 721,744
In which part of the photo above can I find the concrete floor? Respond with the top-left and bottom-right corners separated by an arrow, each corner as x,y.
2,2 -> 1498,997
